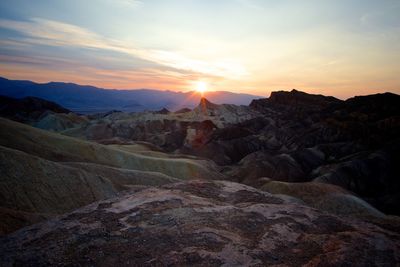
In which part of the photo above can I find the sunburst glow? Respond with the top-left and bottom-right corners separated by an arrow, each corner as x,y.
195,81 -> 208,96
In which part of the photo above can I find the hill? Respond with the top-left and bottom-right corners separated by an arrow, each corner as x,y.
23,91 -> 400,216
1,89 -> 399,266
0,117 -> 224,234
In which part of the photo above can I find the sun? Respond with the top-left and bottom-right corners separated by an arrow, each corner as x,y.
195,81 -> 208,96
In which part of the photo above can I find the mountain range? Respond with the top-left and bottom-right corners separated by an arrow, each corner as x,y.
0,77 -> 262,113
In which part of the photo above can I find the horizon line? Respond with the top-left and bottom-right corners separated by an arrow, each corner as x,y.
1,75 -> 398,101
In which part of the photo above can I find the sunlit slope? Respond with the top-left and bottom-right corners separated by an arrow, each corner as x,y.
0,118 -> 224,180
0,145 -> 179,214
0,144 -> 179,235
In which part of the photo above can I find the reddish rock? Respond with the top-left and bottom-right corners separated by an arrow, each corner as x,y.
1,180 -> 399,266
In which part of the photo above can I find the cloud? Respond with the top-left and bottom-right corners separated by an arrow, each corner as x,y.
110,0 -> 142,8
0,18 -> 248,79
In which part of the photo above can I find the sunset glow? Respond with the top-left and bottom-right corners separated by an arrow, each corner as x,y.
0,1 -> 399,98
196,81 -> 208,96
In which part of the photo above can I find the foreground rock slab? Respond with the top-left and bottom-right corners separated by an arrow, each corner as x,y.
1,180 -> 399,266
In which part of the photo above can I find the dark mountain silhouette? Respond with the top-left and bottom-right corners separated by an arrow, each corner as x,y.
0,77 -> 262,113
0,95 -> 70,123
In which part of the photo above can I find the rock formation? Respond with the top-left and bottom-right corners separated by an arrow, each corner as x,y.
1,180 -> 399,266
0,117 -> 224,235
0,95 -> 70,123
1,90 -> 399,265
0,118 -> 224,181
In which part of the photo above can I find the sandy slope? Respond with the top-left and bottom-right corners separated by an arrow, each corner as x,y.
0,117 -> 224,181
0,117 -> 224,235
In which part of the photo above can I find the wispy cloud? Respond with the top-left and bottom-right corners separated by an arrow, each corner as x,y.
110,0 -> 143,8
0,18 -> 248,79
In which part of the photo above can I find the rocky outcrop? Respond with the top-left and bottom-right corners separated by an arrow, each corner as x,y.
1,180 -> 399,266
1,90 -> 400,219
174,107 -> 191,114
260,180 -> 385,218
47,98 -> 260,154
34,112 -> 88,132
249,89 -> 340,114
154,108 -> 170,114
250,91 -> 400,150
192,97 -> 260,126
312,147 -> 400,215
0,95 -> 70,123
268,89 -> 340,107
226,148 -> 325,183
227,91 -> 400,215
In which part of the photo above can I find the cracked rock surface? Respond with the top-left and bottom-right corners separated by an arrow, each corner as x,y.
1,180 -> 399,266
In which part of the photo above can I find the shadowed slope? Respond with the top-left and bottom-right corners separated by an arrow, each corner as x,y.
0,117 -> 224,235
0,95 -> 70,123
260,180 -> 384,218
0,144 -> 181,235
0,117 -> 224,181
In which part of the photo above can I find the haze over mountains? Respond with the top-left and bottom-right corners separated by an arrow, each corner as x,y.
0,77 -> 261,114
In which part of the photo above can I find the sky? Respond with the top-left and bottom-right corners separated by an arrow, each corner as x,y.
0,0 -> 399,98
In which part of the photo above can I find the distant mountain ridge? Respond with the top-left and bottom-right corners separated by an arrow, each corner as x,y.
0,77 -> 262,114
